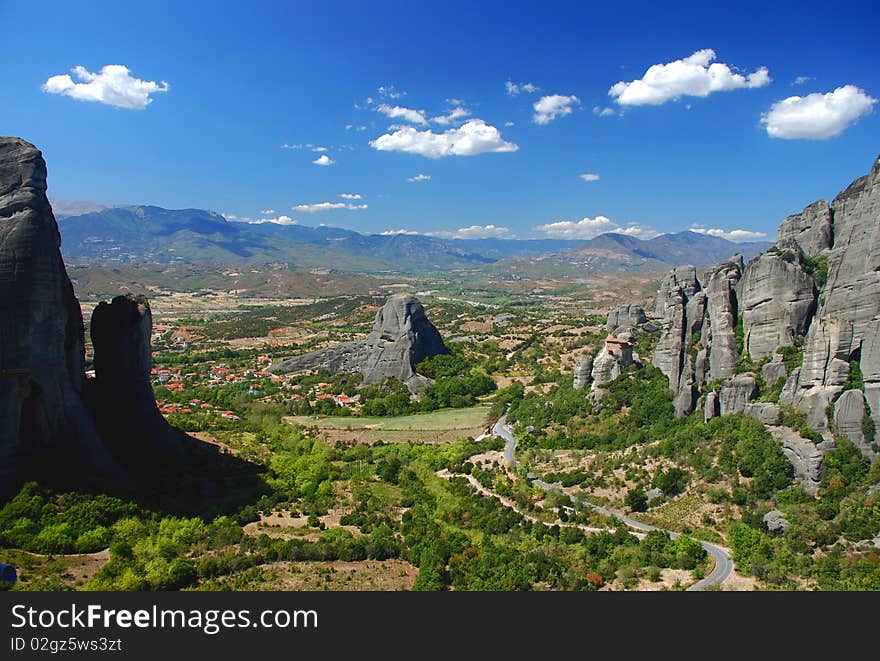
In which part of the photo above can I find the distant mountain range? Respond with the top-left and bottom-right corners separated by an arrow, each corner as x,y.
56,204 -> 772,273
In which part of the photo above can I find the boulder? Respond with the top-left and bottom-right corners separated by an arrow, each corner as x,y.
719,374 -> 758,415
761,355 -> 789,387
767,425 -> 833,496
573,355 -> 592,390
743,402 -> 781,426
833,389 -> 874,459
270,294 -> 449,392
704,390 -> 719,422
739,252 -> 816,360
763,509 -> 790,533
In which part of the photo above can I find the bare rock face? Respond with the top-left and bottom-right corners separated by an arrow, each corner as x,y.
761,355 -> 789,388
704,390 -> 719,422
705,257 -> 743,381
833,389 -> 874,459
739,252 -> 816,361
90,294 -> 181,464
652,266 -> 706,417
606,304 -> 648,333
269,294 -> 448,392
763,509 -> 791,533
767,426 -> 833,495
0,137 -> 124,497
719,374 -> 758,416
573,355 -> 593,390
777,200 -> 833,257
743,402 -> 781,426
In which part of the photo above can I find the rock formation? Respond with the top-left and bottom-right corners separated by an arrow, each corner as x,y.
606,304 -> 648,333
767,426 -> 834,495
763,509 -> 790,533
0,138 -> 128,497
776,200 -> 834,257
719,374 -> 758,416
90,294 -> 181,464
269,294 -> 449,392
0,137 -> 195,497
833,389 -> 874,459
739,252 -> 816,361
573,355 -> 593,390
705,256 -> 743,381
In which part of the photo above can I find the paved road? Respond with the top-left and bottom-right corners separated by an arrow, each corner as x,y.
491,412 -> 734,591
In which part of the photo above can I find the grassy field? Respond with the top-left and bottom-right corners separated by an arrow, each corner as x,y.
284,405 -> 493,444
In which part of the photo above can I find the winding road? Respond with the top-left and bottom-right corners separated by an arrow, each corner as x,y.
491,413 -> 734,591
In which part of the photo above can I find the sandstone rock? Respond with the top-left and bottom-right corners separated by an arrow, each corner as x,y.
705,258 -> 742,381
606,304 -> 647,332
763,509 -> 790,533
0,137 -> 124,496
739,252 -> 816,360
90,294 -> 181,464
654,265 -> 700,318
269,294 -> 449,392
767,425 -> 832,495
743,402 -> 781,426
573,355 -> 592,390
761,355 -> 789,387
704,390 -> 719,422
833,389 -> 874,459
719,374 -> 758,415
587,387 -> 608,410
777,200 -> 833,257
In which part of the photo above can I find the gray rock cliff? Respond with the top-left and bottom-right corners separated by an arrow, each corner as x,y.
269,294 -> 449,392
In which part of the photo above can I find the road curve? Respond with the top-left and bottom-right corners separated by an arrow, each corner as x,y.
491,412 -> 734,591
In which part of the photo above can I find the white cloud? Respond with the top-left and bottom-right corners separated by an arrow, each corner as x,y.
593,106 -> 616,117
504,121 -> 514,127
579,173 -> 600,182
281,143 -> 302,149
339,193 -> 362,200
407,174 -> 431,182
534,215 -> 659,240
760,85 -> 877,139
792,76 -> 813,86
431,106 -> 471,125
260,209 -> 275,214
451,224 -> 509,239
293,202 -> 368,213
312,146 -> 328,152
379,229 -> 421,235
312,154 -> 335,166
378,85 -> 405,99
609,49 -> 770,106
690,225 -> 768,242
226,214 -> 298,226
376,103 -> 428,125
42,64 -> 169,110
370,119 -> 518,158
345,124 -> 367,131
533,94 -> 580,124
506,81 -> 539,96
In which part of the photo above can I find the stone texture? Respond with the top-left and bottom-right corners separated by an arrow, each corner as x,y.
743,402 -> 781,426
705,257 -> 743,381
606,304 -> 647,332
767,426 -> 833,496
704,390 -> 719,422
763,509 -> 790,533
90,294 -> 181,463
834,389 -> 874,459
739,252 -> 816,360
573,355 -> 592,390
269,294 -> 449,392
777,200 -> 834,257
761,355 -> 789,387
719,374 -> 758,415
0,137 -> 124,496
652,266 -> 705,417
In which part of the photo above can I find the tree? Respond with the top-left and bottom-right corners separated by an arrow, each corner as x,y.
625,488 -> 648,512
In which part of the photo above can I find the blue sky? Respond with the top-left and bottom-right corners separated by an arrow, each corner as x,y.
2,0 -> 878,241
